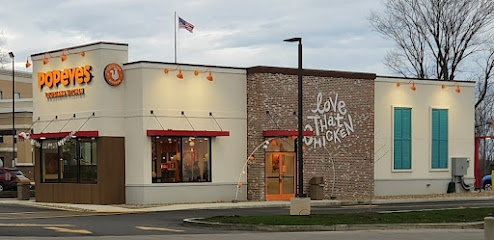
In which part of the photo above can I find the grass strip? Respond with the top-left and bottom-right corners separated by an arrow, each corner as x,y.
203,208 -> 491,225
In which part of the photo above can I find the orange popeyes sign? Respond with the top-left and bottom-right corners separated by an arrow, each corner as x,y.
38,65 -> 92,89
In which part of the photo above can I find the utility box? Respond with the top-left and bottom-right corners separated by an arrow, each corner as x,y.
452,157 -> 469,176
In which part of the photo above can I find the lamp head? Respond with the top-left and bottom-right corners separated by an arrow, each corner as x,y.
206,72 -> 213,81
61,51 -> 67,62
25,58 -> 31,68
284,37 -> 302,43
8,52 -> 14,58
176,70 -> 183,79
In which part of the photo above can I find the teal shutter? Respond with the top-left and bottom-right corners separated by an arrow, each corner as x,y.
432,109 -> 448,169
394,109 -> 402,169
431,110 -> 439,168
394,108 -> 411,170
439,110 -> 448,168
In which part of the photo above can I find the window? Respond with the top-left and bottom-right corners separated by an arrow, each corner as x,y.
151,136 -> 211,183
0,136 -> 3,143
432,109 -> 448,169
0,91 -> 3,99
14,92 -> 20,99
0,157 -> 3,167
40,138 -> 97,183
394,107 -> 411,170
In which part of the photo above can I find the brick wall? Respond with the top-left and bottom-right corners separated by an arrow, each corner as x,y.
247,67 -> 375,200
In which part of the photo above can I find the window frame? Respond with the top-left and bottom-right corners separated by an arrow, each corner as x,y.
392,106 -> 412,171
151,136 -> 212,183
39,137 -> 98,184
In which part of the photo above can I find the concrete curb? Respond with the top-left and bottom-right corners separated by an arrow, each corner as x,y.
183,218 -> 485,232
1,195 -> 493,213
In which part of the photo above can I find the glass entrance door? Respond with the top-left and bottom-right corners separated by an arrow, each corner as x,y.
265,153 -> 295,200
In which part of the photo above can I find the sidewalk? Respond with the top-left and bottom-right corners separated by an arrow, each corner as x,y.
1,193 -> 493,213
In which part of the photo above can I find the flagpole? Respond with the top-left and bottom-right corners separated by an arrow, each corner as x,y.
174,11 -> 177,63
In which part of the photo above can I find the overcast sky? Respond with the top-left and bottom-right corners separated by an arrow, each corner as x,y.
0,0 -> 393,75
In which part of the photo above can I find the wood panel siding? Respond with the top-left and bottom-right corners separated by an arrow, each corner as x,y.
34,137 -> 125,204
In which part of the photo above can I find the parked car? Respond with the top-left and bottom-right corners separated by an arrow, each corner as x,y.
482,174 -> 492,191
0,167 -> 25,192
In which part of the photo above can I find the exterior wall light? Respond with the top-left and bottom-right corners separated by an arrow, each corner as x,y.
440,83 -> 461,93
26,49 -> 85,68
396,80 -> 416,91
193,69 -> 214,81
163,66 -> 184,79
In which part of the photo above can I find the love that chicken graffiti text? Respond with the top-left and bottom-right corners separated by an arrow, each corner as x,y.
304,92 -> 355,148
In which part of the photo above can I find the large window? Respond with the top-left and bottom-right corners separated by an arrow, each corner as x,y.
394,107 -> 411,170
432,109 -> 448,169
40,138 -> 97,183
152,136 -> 211,183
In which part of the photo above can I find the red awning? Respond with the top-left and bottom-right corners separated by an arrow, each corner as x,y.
263,130 -> 314,137
147,130 -> 230,137
30,131 -> 99,139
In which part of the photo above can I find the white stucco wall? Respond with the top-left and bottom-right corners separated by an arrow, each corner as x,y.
123,63 -> 247,203
32,43 -> 128,135
374,77 -> 475,196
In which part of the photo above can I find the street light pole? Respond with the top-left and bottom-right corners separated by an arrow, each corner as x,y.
284,37 -> 304,197
8,52 -> 15,167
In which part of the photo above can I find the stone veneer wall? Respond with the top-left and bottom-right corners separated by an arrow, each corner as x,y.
246,67 -> 375,200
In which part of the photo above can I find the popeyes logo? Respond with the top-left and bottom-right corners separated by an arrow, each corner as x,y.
38,65 -> 92,89
104,63 -> 124,86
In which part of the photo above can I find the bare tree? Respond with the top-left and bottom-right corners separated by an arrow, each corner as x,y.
370,0 -> 494,81
475,48 -> 494,108
0,30 -> 8,69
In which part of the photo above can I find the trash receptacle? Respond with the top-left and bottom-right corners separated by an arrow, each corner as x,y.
17,176 -> 31,200
309,177 -> 324,200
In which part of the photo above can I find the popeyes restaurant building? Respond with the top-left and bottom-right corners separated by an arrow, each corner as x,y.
29,42 -> 475,204
30,42 -> 247,204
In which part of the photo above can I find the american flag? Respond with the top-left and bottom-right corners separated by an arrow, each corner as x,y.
178,17 -> 194,33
